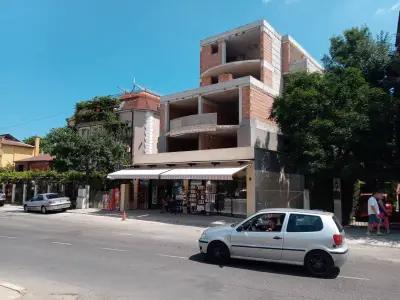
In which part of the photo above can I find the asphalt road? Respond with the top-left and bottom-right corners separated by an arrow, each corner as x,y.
1,207 -> 400,300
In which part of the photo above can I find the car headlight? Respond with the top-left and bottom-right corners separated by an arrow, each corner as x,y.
200,230 -> 208,240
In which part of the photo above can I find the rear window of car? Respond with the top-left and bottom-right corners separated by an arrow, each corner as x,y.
46,193 -> 59,199
332,216 -> 343,232
287,214 -> 323,232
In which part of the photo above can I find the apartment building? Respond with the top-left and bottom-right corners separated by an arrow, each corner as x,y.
109,20 -> 323,216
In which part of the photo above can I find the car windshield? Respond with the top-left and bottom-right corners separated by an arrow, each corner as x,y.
46,193 -> 59,199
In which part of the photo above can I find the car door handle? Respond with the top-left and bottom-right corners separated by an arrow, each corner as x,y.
273,236 -> 282,240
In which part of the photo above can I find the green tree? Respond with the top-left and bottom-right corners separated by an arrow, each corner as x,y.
44,127 -> 129,175
322,26 -> 392,86
274,69 -> 391,178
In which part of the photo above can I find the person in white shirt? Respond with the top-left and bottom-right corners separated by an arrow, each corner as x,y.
367,192 -> 382,235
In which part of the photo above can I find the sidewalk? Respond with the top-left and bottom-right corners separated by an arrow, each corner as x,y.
67,208 -> 242,228
344,226 -> 400,248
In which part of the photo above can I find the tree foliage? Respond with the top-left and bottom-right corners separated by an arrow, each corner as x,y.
274,69 -> 392,178
322,26 -> 392,86
44,127 -> 129,175
23,135 -> 51,154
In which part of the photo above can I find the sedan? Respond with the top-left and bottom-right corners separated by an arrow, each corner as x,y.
198,208 -> 348,277
24,193 -> 71,214
0,191 -> 5,207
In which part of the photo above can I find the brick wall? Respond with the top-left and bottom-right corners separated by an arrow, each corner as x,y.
159,103 -> 166,133
260,31 -> 272,63
218,73 -> 233,83
202,100 -> 217,114
249,85 -> 275,123
201,76 -> 212,86
198,133 -> 237,150
281,41 -> 290,73
260,68 -> 273,87
242,86 -> 251,119
200,42 -> 223,74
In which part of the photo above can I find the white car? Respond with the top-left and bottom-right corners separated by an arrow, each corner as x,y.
0,191 -> 5,207
199,208 -> 348,277
24,193 -> 71,214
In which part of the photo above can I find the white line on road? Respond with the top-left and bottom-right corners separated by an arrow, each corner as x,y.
51,241 -> 72,246
158,254 -> 188,259
338,275 -> 370,281
100,247 -> 128,252
0,235 -> 17,239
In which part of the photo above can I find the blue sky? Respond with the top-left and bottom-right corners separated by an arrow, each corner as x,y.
0,0 -> 399,140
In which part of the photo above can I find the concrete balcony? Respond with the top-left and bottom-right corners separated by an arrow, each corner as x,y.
169,113 -> 218,137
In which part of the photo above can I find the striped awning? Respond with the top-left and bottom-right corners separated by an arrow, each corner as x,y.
159,165 -> 248,180
107,169 -> 170,180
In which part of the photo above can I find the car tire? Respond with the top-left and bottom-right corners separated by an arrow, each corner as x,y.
207,241 -> 230,264
305,250 -> 335,278
23,205 -> 28,212
41,206 -> 47,214
0,202 -> 4,207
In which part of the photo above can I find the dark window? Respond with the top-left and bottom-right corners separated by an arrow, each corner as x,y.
240,213 -> 286,232
46,193 -> 59,199
36,195 -> 44,201
287,214 -> 323,232
211,43 -> 218,54
211,76 -> 218,84
332,216 -> 343,232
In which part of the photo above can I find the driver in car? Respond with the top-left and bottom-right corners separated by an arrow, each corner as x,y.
266,218 -> 277,232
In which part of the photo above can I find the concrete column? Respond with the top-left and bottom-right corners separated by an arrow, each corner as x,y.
11,184 -> 16,204
198,96 -> 203,114
246,164 -> 256,216
132,179 -> 139,209
238,86 -> 243,124
219,39 -> 226,64
22,183 -> 27,204
165,102 -> 170,132
120,184 -> 130,212
47,184 -> 51,193
2,183 -> 5,193
303,189 -> 310,209
34,184 -> 38,197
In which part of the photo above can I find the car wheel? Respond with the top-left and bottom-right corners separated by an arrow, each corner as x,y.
305,250 -> 335,277
23,205 -> 28,212
0,202 -> 4,207
207,241 -> 230,264
41,206 -> 47,214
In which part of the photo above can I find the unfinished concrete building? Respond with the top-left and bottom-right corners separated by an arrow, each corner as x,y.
111,20 -> 322,216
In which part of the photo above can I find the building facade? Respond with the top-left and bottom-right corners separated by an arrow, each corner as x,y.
0,134 -> 38,168
109,20 -> 322,216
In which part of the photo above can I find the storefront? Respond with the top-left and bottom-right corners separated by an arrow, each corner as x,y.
107,165 -> 248,217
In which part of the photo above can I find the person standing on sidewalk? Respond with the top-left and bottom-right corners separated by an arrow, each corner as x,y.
378,197 -> 390,234
367,192 -> 382,235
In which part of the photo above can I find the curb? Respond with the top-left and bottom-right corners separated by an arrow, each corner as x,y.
0,281 -> 26,295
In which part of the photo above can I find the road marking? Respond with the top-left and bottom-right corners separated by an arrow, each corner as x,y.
158,254 -> 188,259
338,275 -> 370,281
0,281 -> 26,294
0,235 -> 17,239
137,214 -> 149,218
100,247 -> 128,252
51,241 -> 72,246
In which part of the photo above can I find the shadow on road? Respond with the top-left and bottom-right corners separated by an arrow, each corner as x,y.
188,253 -> 340,279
